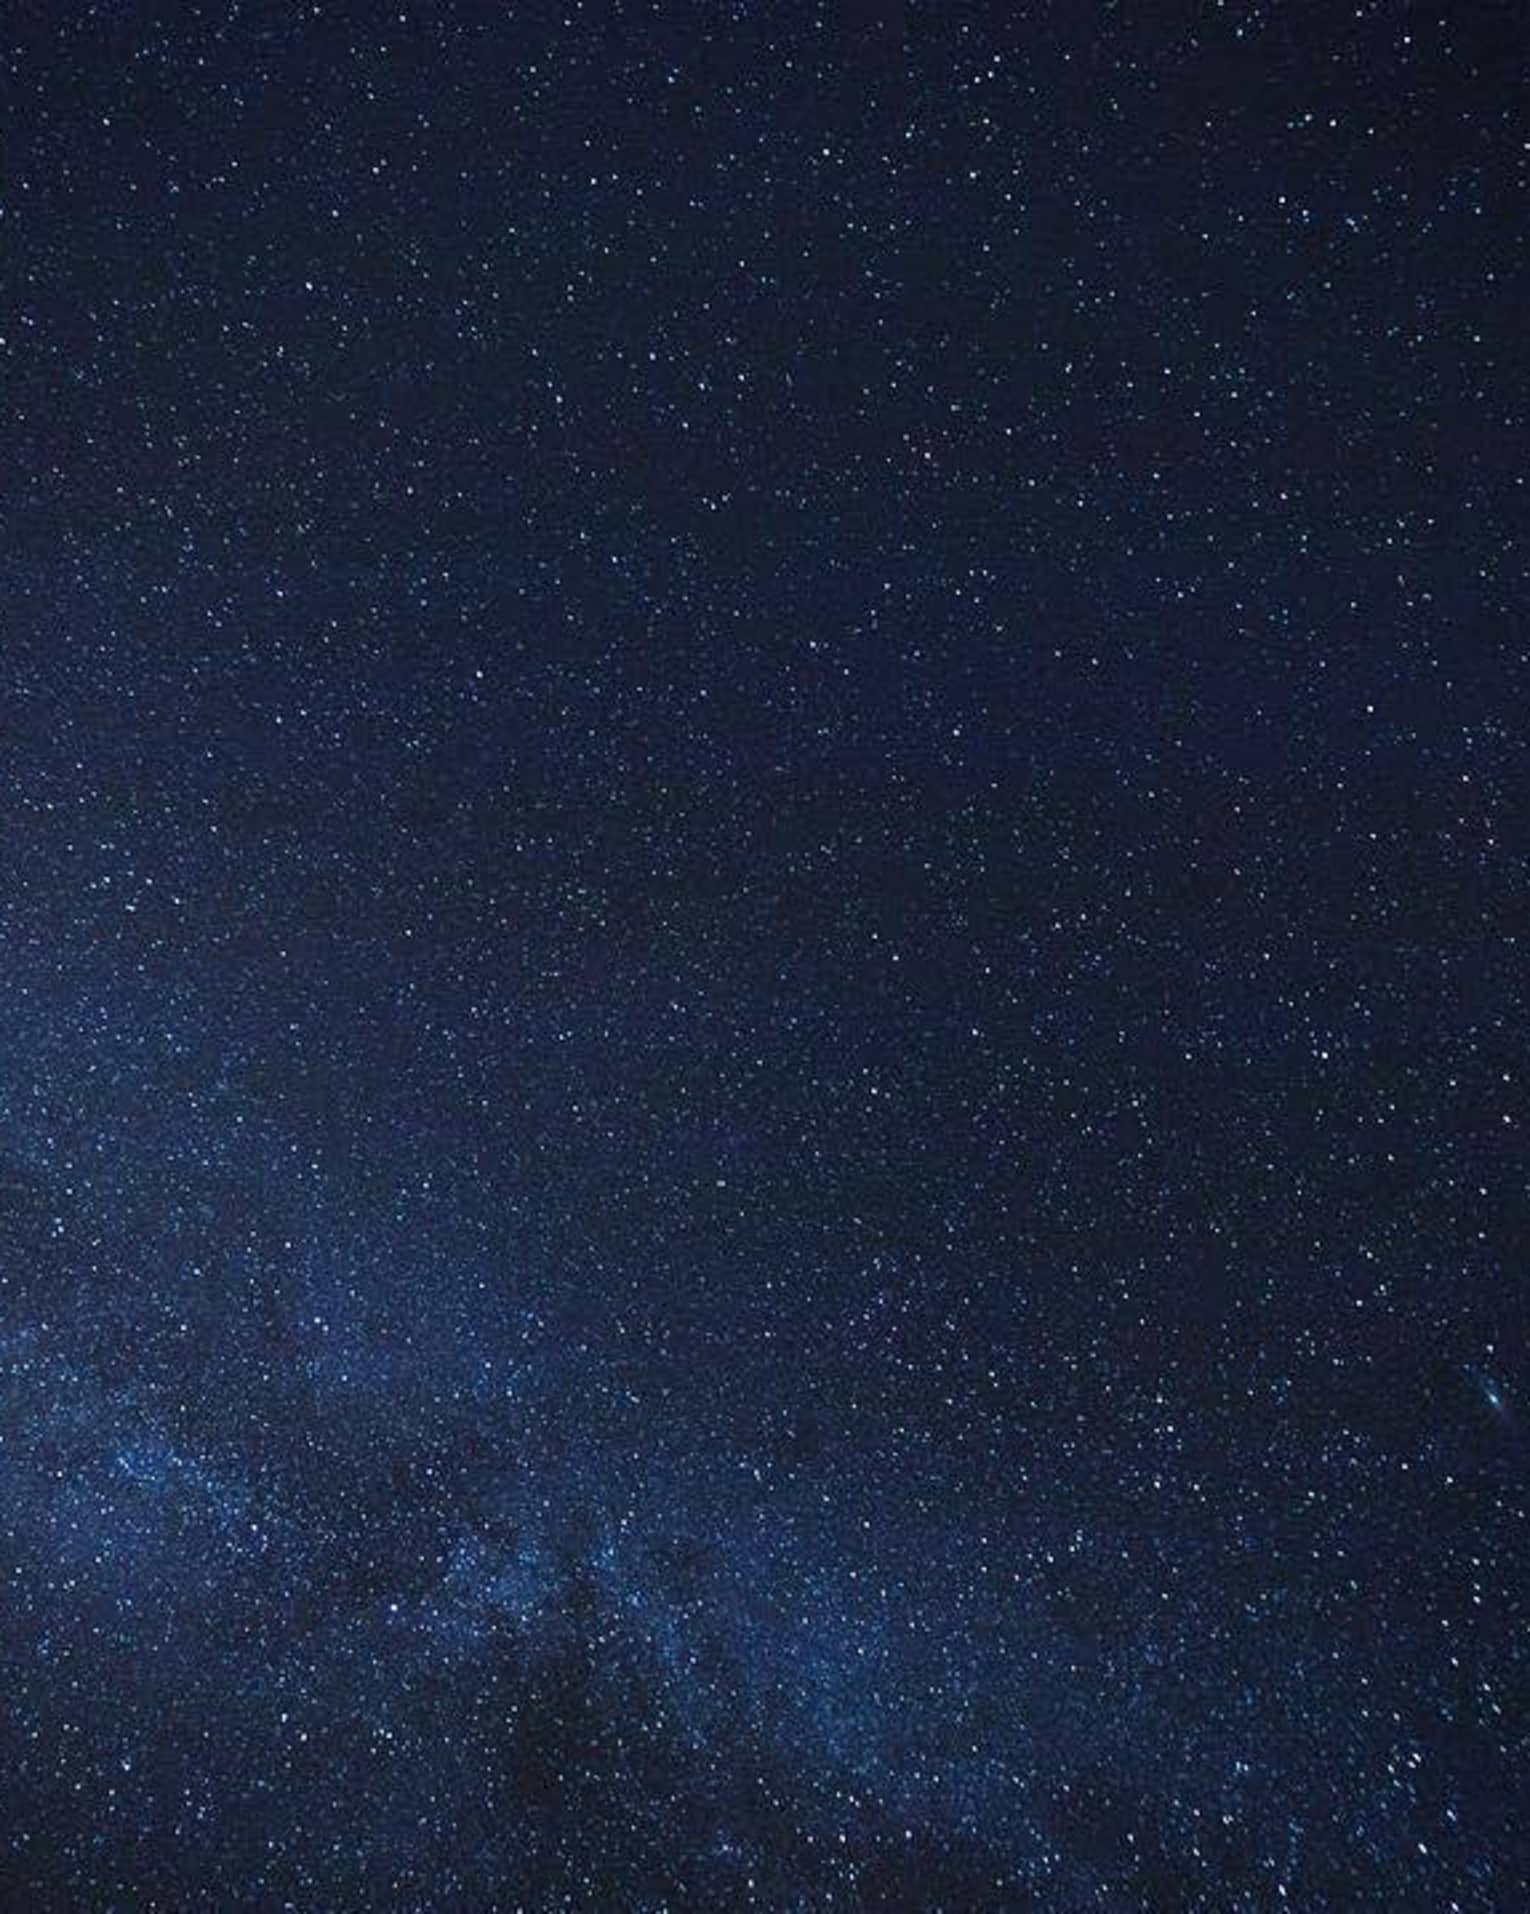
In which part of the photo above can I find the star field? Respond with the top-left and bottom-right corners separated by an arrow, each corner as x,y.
1,3 -> 1525,1907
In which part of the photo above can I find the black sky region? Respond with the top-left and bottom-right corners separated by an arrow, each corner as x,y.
1,2 -> 1526,1908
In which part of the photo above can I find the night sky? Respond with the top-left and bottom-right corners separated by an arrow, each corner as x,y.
1,2 -> 1525,1907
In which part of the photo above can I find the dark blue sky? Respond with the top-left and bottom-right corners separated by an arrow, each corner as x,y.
1,3 -> 1524,1906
